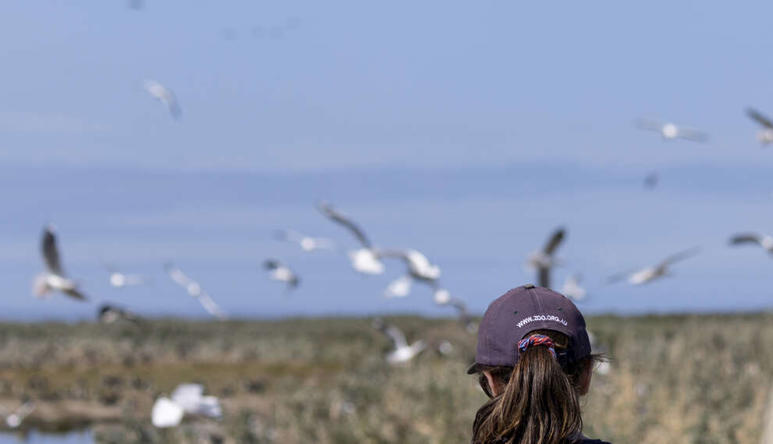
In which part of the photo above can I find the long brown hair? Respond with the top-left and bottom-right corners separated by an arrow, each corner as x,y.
472,329 -> 596,444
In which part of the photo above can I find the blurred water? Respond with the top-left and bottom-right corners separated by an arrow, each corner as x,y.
0,430 -> 93,444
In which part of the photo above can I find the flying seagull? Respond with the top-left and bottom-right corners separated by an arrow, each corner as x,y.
635,118 -> 708,142
560,274 -> 587,302
729,232 -> 773,254
746,108 -> 773,146
274,229 -> 336,252
433,289 -> 477,333
263,259 -> 300,291
0,401 -> 35,429
98,304 -> 141,324
372,318 -> 426,364
318,202 -> 385,275
144,80 -> 181,119
103,263 -> 150,288
164,263 -> 228,320
608,247 -> 700,286
152,383 -> 222,428
380,249 -> 442,298
527,227 -> 566,289
33,225 -> 87,301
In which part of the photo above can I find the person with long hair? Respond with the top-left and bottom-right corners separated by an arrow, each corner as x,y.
468,284 -> 610,444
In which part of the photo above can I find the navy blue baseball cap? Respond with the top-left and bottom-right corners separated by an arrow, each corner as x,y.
467,284 -> 591,374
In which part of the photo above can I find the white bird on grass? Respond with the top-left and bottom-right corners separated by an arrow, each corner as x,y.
263,259 -> 300,291
33,225 -> 88,301
274,229 -> 337,252
527,227 -> 566,289
372,319 -> 426,364
635,118 -> 708,142
746,108 -> 773,146
561,274 -> 587,302
0,401 -> 35,429
608,247 -> 700,286
729,232 -> 773,255
318,202 -> 385,275
164,263 -> 228,320
144,80 -> 181,120
151,384 -> 222,428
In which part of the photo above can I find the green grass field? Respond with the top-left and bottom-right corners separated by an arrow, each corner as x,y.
0,313 -> 770,444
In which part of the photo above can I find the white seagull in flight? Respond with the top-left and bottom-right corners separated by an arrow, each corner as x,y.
144,80 -> 181,120
263,258 -> 300,291
526,227 -> 566,289
608,247 -> 700,286
433,289 -> 477,333
33,225 -> 88,301
746,108 -> 773,146
164,263 -> 228,320
318,202 -> 385,275
0,401 -> 35,429
274,229 -> 336,252
635,118 -> 708,142
103,263 -> 150,288
561,274 -> 587,302
380,248 -> 442,298
372,318 -> 426,365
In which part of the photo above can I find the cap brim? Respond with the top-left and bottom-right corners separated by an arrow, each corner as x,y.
466,362 -> 482,374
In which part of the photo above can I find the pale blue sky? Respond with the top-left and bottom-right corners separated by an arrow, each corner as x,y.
1,1 -> 773,320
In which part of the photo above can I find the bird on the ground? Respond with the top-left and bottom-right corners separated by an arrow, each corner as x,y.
0,401 -> 35,429
263,259 -> 300,291
372,318 -> 426,364
151,384 -> 221,428
103,263 -> 150,288
561,274 -> 587,302
729,232 -> 773,254
527,227 -> 566,289
164,263 -> 228,320
380,248 -> 442,298
98,304 -> 140,324
274,229 -> 336,252
644,172 -> 659,189
433,289 -> 477,333
33,225 -> 87,301
746,108 -> 773,146
144,80 -> 181,119
635,118 -> 708,142
608,247 -> 700,285
318,202 -> 384,275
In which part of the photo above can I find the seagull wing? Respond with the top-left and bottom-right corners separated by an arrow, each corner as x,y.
41,227 -> 64,275
537,266 -> 551,289
63,288 -> 88,301
196,290 -> 228,320
729,233 -> 762,246
318,202 -> 372,247
542,228 -> 566,255
747,108 -> 773,129
634,118 -> 663,132
660,247 -> 701,267
607,269 -> 636,284
383,325 -> 407,348
164,262 -> 193,288
675,127 -> 709,143
263,259 -> 281,270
